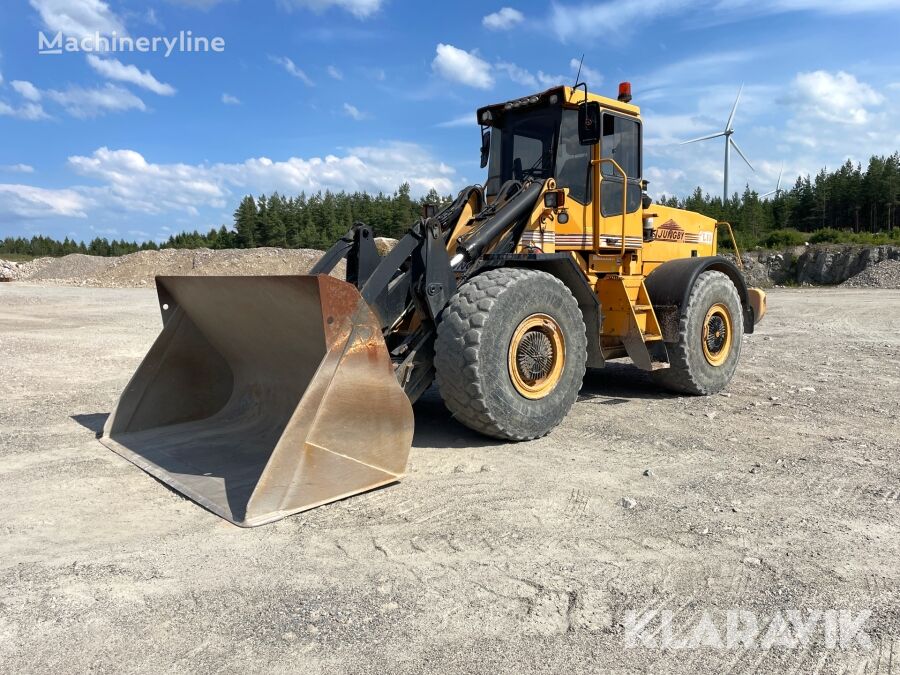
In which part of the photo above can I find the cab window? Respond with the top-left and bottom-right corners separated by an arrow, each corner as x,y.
485,106 -> 559,197
600,113 -> 641,217
554,109 -> 592,204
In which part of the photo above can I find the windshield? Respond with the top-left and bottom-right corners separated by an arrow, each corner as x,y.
485,105 -> 561,197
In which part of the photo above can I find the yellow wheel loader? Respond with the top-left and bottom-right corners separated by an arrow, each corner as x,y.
101,82 -> 766,526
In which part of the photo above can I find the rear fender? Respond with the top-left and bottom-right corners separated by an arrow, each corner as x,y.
644,256 -> 756,335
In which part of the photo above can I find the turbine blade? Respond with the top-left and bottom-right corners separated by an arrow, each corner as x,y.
680,131 -> 727,145
761,189 -> 776,198
725,83 -> 744,131
776,162 -> 784,191
730,137 -> 754,171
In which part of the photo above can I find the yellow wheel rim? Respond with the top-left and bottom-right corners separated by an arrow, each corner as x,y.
702,303 -> 733,367
508,313 -> 565,399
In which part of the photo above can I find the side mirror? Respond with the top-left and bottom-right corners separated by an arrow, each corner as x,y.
578,101 -> 601,145
480,129 -> 490,168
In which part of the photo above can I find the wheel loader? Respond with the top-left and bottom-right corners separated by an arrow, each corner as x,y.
100,82 -> 767,526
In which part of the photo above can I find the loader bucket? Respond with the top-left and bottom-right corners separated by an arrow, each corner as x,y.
100,274 -> 414,527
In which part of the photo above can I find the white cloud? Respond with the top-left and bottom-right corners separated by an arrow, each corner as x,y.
221,93 -> 241,105
165,0 -> 230,8
551,0 -> 692,42
494,61 -> 571,90
29,0 -> 126,39
0,100 -> 49,121
713,0 -> 900,15
495,62 -> 537,88
65,143 -> 457,217
482,7 -> 524,30
0,164 -> 36,174
437,114 -> 476,128
0,184 -> 89,219
270,55 -> 315,86
11,80 -> 42,102
69,148 -> 223,215
432,44 -> 493,90
640,50 -> 758,94
86,55 -> 176,96
277,0 -> 384,19
342,102 -> 369,120
327,65 -> 343,80
143,7 -> 162,26
46,84 -> 146,118
784,70 -> 883,125
548,0 -> 900,42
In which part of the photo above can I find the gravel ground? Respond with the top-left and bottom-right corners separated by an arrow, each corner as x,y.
0,285 -> 898,673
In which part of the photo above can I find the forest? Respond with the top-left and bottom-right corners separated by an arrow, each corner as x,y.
2,154 -> 899,259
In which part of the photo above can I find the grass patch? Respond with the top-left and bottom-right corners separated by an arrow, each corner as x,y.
1,253 -> 36,262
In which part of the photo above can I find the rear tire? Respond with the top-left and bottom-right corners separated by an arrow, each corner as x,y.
652,270 -> 743,395
435,268 -> 587,440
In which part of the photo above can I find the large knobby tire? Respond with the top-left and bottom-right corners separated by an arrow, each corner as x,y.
652,270 -> 743,395
435,268 -> 587,441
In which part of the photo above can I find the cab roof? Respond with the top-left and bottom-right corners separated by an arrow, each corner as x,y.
475,85 -> 640,127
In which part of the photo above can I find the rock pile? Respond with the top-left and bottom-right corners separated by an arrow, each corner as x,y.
841,258 -> 900,289
0,259 -> 18,281
735,244 -> 900,287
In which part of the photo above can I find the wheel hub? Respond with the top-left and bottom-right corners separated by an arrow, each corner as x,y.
702,303 -> 733,367
508,314 -> 566,399
516,330 -> 555,381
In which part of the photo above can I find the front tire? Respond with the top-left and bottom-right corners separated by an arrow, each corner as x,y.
652,270 -> 743,395
435,268 -> 587,440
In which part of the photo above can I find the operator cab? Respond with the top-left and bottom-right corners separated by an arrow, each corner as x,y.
477,85 -> 643,216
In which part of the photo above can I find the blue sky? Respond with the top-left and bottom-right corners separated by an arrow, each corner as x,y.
1,0 -> 900,242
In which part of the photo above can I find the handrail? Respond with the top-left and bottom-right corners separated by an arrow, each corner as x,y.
716,221 -> 743,270
593,157 -> 629,256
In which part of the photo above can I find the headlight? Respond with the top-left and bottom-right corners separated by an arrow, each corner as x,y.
543,190 -> 565,209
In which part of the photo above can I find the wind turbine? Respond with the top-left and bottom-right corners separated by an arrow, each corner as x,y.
762,162 -> 784,199
681,85 -> 755,202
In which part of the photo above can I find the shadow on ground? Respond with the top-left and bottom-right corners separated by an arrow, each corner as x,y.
579,362 -> 676,402
71,412 -> 110,436
72,363 -> 673,455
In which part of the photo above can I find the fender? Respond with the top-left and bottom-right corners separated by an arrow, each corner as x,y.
644,256 -> 756,335
473,252 -> 605,368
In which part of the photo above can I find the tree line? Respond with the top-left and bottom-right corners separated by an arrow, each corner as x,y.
3,155 -> 900,259
657,153 -> 900,248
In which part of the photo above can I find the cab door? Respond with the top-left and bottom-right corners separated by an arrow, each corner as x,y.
597,112 -> 643,251
552,108 -> 594,250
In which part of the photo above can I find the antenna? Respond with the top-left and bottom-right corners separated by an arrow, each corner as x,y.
573,53 -> 585,88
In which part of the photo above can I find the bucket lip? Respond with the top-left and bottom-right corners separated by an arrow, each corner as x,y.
100,433 -> 405,527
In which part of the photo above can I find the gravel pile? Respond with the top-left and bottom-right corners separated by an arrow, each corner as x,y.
21,254 -> 115,285
841,258 -> 900,289
6,247 -> 348,288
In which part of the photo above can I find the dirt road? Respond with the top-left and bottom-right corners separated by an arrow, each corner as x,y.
1,285 -> 898,673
